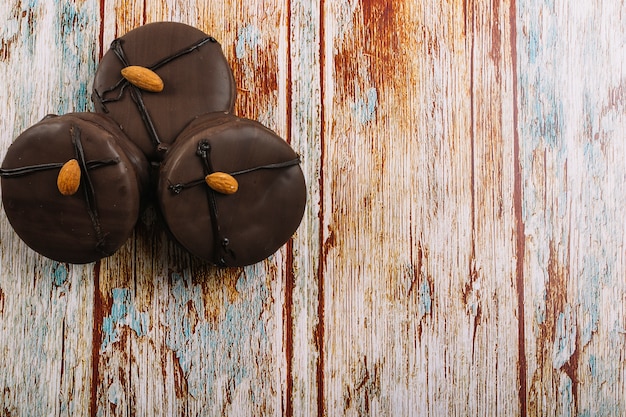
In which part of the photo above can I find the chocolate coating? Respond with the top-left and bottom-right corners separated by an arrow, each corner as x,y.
1,113 -> 150,264
158,112 -> 306,267
92,21 -> 237,161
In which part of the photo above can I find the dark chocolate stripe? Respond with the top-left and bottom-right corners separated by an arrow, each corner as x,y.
71,127 -> 108,256
150,36 -> 216,70
195,140 -> 234,266
110,38 -> 130,66
0,162 -> 65,176
97,78 -> 129,103
167,156 -> 301,193
0,159 -> 119,178
230,156 -> 301,176
127,86 -> 162,147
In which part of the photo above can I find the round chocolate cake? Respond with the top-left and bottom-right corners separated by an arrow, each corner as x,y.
157,112 -> 306,267
92,22 -> 237,161
0,113 -> 150,264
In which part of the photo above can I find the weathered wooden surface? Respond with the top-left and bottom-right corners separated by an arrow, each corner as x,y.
518,2 -> 626,415
1,0 -> 625,416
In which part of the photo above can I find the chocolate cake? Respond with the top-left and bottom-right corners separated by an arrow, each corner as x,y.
0,113 -> 150,264
157,112 -> 306,267
92,21 -> 237,161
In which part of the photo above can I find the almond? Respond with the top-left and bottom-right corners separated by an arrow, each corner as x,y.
57,159 -> 81,196
205,172 -> 239,195
121,65 -> 164,93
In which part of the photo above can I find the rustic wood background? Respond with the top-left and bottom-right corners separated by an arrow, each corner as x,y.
1,0 -> 625,416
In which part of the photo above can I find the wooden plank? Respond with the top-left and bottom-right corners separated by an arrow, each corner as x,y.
517,0 -> 626,415
0,1 -> 101,416
0,258 -> 97,417
317,0 -> 522,415
287,0 -> 324,413
93,1 -> 295,416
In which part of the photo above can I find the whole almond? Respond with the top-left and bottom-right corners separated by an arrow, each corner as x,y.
205,172 -> 239,195
121,65 -> 164,93
57,159 -> 81,196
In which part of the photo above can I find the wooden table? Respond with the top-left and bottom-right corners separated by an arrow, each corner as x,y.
1,0 -> 625,415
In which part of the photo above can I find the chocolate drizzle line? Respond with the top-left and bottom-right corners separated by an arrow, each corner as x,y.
150,36 -> 216,71
193,140 -> 235,266
71,127 -> 108,255
93,36 -> 217,152
168,156 -> 302,194
0,159 -> 118,177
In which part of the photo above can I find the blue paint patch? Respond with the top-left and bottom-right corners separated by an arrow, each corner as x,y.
54,1 -> 99,113
100,288 -> 150,352
578,405 -> 622,417
160,266 -> 272,404
419,279 -> 432,316
21,2 -> 38,56
235,25 -> 261,59
552,305 -> 576,369
575,135 -> 614,347
163,272 -> 203,353
559,374 -> 573,417
107,381 -> 121,405
75,80 -> 91,112
52,263 -> 69,287
588,354 -> 597,377
353,87 -> 378,124
526,26 -> 540,65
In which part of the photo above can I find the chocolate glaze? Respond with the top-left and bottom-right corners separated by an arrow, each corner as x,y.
158,112 -> 307,267
1,113 -> 150,264
92,22 -> 237,161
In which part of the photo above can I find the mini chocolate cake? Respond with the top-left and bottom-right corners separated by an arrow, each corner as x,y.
157,112 -> 306,267
0,113 -> 150,264
92,21 -> 237,161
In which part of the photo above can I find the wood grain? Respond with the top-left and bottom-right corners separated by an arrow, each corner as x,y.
1,0 -> 625,416
320,0 -> 521,414
518,1 -> 626,415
